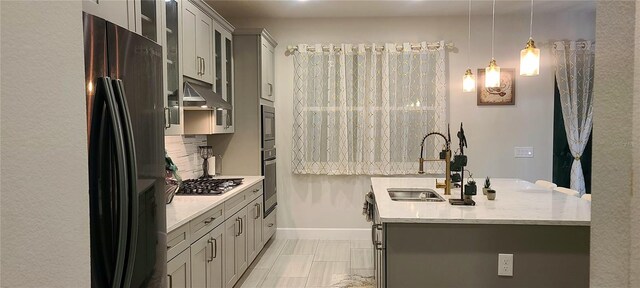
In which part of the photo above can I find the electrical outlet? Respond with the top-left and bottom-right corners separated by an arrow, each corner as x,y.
514,147 -> 534,158
498,253 -> 513,277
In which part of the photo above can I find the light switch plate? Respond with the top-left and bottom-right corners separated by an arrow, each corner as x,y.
498,253 -> 513,276
514,147 -> 534,158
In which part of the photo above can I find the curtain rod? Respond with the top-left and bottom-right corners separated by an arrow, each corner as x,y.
286,42 -> 454,53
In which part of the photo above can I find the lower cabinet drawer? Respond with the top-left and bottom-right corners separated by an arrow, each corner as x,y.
190,205 -> 224,242
263,208 -> 276,241
167,224 -> 190,261
224,190 -> 248,220
247,182 -> 263,200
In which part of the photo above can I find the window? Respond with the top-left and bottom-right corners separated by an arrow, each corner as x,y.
292,43 -> 448,175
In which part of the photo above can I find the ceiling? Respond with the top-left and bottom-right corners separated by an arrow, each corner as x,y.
206,0 -> 595,19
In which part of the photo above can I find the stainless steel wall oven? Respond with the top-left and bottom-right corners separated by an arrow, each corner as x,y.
261,105 -> 277,217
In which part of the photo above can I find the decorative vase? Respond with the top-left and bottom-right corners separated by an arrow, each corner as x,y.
487,189 -> 496,200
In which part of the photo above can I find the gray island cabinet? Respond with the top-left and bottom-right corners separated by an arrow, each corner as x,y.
370,177 -> 591,288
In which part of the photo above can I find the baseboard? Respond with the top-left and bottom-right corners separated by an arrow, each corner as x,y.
276,228 -> 370,240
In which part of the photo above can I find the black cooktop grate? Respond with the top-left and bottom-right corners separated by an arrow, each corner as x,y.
176,178 -> 244,195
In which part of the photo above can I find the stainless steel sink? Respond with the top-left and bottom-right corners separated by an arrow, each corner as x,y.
387,188 -> 445,202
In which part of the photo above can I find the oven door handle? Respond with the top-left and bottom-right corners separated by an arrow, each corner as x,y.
264,159 -> 276,165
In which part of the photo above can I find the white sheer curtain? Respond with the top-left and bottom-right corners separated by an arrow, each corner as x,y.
292,42 -> 447,175
552,40 -> 595,195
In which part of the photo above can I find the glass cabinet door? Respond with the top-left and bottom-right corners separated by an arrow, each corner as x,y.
140,0 -> 159,42
225,36 -> 233,130
214,29 -> 224,132
212,28 -> 233,134
164,0 -> 182,134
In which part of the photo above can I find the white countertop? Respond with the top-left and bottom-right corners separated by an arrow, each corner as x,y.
166,176 -> 264,232
371,177 -> 591,226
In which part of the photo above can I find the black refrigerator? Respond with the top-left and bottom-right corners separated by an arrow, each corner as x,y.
84,13 -> 166,287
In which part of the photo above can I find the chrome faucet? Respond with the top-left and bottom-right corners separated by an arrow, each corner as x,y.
418,126 -> 452,195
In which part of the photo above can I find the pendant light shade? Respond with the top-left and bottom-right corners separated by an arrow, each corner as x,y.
520,38 -> 540,76
485,59 -> 501,88
462,0 -> 475,92
485,0 -> 500,88
463,69 -> 476,92
520,0 -> 540,76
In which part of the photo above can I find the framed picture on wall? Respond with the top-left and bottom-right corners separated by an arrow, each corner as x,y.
477,68 -> 516,105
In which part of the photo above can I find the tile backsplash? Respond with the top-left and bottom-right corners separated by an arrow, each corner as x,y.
165,135 -> 207,180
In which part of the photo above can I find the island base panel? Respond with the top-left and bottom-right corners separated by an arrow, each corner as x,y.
385,223 -> 589,288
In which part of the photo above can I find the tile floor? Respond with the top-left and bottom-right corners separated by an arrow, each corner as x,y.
236,239 -> 375,288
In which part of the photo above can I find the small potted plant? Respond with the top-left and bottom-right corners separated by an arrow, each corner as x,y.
483,177 -> 491,195
486,189 -> 496,200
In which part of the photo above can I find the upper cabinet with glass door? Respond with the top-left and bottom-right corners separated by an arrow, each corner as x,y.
163,0 -> 183,135
211,27 -> 234,134
82,0 -> 162,42
136,0 -> 162,43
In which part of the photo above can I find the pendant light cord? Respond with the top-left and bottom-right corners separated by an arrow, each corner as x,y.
468,0 -> 471,66
529,0 -> 534,38
491,0 -> 495,60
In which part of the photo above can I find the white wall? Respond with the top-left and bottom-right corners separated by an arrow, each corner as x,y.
228,7 -> 595,231
591,1 -> 638,287
0,1 -> 90,286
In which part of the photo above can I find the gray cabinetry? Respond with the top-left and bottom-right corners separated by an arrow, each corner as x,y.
223,207 -> 248,288
167,180 -> 265,288
181,0 -> 213,84
167,248 -> 191,288
191,224 -> 224,288
247,195 -> 264,264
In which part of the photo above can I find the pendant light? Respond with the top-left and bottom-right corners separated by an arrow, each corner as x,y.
462,0 -> 475,92
520,0 -> 540,76
485,0 -> 501,88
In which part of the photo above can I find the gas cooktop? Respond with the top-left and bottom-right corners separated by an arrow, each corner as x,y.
176,178 -> 244,195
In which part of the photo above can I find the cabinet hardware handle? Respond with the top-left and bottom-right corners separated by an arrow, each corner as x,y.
204,217 -> 216,224
254,203 -> 260,219
202,57 -> 206,75
168,274 -> 173,288
207,238 -> 214,262
371,224 -> 376,246
201,57 -> 204,75
239,217 -> 243,235
167,245 -> 171,250
253,189 -> 260,193
236,218 -> 241,237
267,223 -> 274,227
196,56 -> 201,75
212,237 -> 217,259
268,83 -> 273,96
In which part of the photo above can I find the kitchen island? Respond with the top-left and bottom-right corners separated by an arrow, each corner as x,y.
369,177 -> 591,288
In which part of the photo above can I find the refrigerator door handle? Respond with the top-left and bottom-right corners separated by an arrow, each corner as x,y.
89,77 -> 115,285
100,76 -> 130,288
112,79 -> 140,288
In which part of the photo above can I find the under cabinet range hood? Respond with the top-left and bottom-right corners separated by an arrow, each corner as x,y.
183,80 -> 232,110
